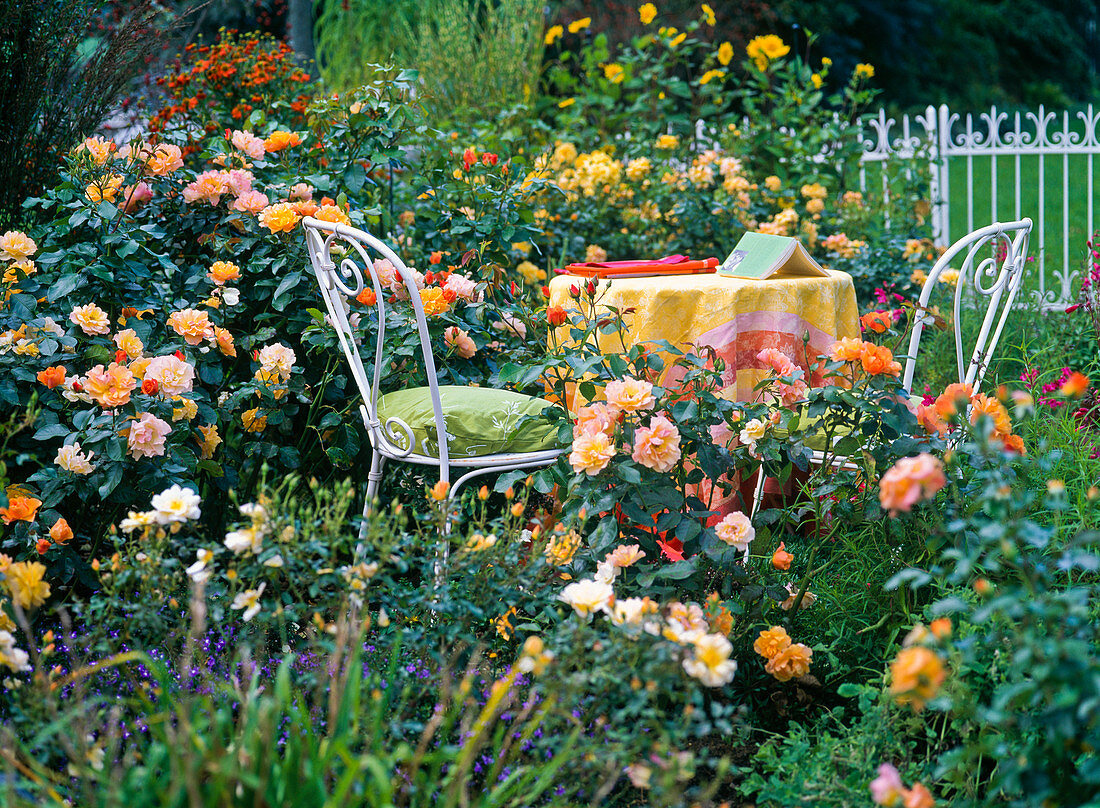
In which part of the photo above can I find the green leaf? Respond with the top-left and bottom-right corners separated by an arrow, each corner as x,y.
48,273 -> 85,302
197,459 -> 225,478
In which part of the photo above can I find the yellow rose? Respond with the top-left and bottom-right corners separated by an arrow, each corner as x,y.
567,17 -> 591,34
717,41 -> 733,66
638,3 -> 657,24
544,24 -> 563,45
855,62 -> 875,79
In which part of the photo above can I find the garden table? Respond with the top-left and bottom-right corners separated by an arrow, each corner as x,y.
548,269 -> 859,399
548,268 -> 860,517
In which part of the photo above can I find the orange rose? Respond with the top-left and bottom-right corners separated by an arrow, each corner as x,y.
263,130 -> 302,152
859,342 -> 902,376
889,646 -> 945,710
827,336 -> 863,362
860,310 -> 893,333
933,382 -> 974,419
258,202 -> 301,233
0,495 -> 42,524
313,204 -> 351,225
208,260 -> 241,285
915,403 -> 948,437
419,287 -> 449,316
356,287 -> 377,306
49,517 -> 74,544
969,393 -> 1012,437
771,541 -> 793,570
37,366 -> 67,389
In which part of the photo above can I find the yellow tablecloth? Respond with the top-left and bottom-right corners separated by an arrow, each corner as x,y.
548,270 -> 859,400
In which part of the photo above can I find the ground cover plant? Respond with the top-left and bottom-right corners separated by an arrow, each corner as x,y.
2,4 -> 1100,806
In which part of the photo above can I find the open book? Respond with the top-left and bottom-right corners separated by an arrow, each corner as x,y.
718,232 -> 828,279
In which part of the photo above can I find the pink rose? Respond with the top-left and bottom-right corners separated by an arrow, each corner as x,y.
715,511 -> 755,552
289,182 -> 313,201
127,412 -> 172,459
232,190 -> 269,214
630,414 -> 682,472
870,763 -> 906,806
230,130 -> 266,159
573,403 -> 617,439
225,169 -> 254,197
182,170 -> 229,205
444,326 -> 476,359
120,182 -> 153,212
444,273 -> 478,301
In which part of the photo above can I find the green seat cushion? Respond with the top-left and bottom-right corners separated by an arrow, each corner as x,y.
377,385 -> 560,458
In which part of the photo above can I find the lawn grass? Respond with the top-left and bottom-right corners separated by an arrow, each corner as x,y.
947,153 -> 1100,306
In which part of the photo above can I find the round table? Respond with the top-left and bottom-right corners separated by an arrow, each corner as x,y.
548,269 -> 860,400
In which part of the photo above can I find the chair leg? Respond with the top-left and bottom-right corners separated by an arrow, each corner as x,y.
749,466 -> 767,518
356,453 -> 385,558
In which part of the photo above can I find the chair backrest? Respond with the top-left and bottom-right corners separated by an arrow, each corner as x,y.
301,216 -> 450,466
902,218 -> 1033,395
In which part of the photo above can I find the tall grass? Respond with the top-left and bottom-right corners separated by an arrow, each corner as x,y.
314,0 -> 544,121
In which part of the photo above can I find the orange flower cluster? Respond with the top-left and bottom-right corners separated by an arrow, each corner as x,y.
826,337 -> 902,377
150,31 -> 314,140
753,626 -> 813,681
916,382 -> 1025,453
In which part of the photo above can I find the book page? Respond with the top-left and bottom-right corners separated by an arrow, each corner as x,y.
773,242 -> 829,277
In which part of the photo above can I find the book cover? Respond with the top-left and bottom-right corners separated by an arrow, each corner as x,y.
718,232 -> 827,279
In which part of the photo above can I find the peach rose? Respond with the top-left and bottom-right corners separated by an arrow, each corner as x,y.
258,202 -> 301,233
292,199 -> 319,217
419,287 -> 449,316
715,510 -> 754,551
256,343 -> 296,380
606,544 -> 645,567
232,190 -> 270,215
444,273 -> 478,301
77,136 -> 115,166
0,231 -> 37,261
143,355 -> 196,396
289,183 -> 313,201
49,517 -> 74,544
444,326 -> 476,358
878,453 -> 946,515
574,403 -> 617,439
915,403 -> 948,437
55,443 -> 94,474
69,303 -> 111,335
753,626 -> 791,658
313,204 -> 351,225
85,362 -> 137,408
630,414 -> 682,472
144,143 -> 183,176
765,642 -> 813,681
113,328 -> 144,358
127,412 -> 171,459
605,377 -> 656,414
168,309 -> 214,345
569,431 -> 615,476
213,326 -> 236,357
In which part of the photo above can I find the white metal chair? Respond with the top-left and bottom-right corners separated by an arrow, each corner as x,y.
749,217 -> 1033,516
902,217 -> 1033,394
302,217 -> 565,539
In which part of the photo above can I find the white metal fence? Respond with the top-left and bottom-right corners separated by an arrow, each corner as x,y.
859,104 -> 1100,309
